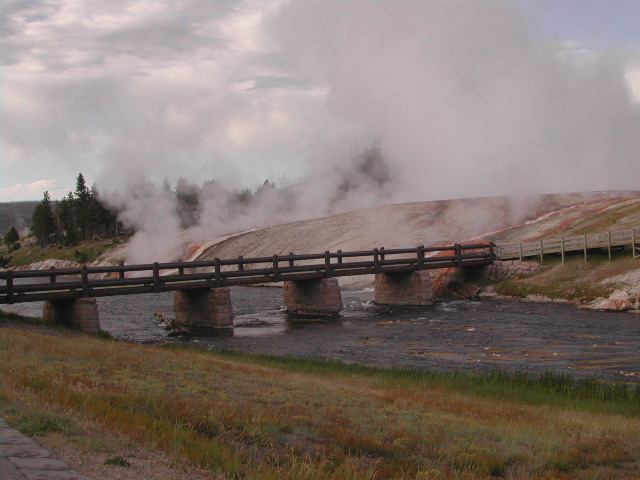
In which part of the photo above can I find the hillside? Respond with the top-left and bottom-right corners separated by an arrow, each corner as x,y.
0,201 -> 37,236
193,191 -> 638,260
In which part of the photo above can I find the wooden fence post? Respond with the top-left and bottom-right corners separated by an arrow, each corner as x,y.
153,262 -> 160,292
214,258 -> 221,287
49,266 -> 56,284
518,243 -> 523,262
6,270 -> 13,304
273,255 -> 280,281
238,255 -> 244,271
417,246 -> 424,270
584,234 -> 588,262
455,243 -> 462,267
608,232 -> 612,262
81,266 -> 89,297
337,250 -> 343,264
539,240 -> 543,262
289,252 -> 294,267
373,248 -> 380,273
561,238 -> 565,264
324,251 -> 332,277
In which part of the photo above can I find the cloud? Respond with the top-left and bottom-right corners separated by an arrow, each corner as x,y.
2,0 -> 640,261
0,180 -> 67,202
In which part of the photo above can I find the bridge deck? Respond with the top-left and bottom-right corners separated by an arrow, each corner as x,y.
0,244 -> 494,304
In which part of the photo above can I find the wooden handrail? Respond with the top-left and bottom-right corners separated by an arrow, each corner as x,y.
0,243 -> 494,304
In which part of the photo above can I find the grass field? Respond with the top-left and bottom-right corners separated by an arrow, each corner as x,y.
0,236 -> 123,267
1,320 -> 639,479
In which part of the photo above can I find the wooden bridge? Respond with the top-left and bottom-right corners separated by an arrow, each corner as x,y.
495,228 -> 640,263
0,243 -> 495,335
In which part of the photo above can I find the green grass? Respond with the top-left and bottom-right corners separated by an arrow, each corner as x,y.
104,456 -> 131,467
1,327 -> 639,479
3,237 -> 122,267
0,309 -> 46,325
195,348 -> 640,417
493,250 -> 635,301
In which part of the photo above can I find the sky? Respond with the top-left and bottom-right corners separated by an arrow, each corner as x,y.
1,0 -> 640,203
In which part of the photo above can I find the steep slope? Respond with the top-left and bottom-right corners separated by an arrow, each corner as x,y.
195,191 -> 639,261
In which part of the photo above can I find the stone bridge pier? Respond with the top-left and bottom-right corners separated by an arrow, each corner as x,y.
283,278 -> 343,316
174,287 -> 234,335
43,298 -> 100,332
374,271 -> 434,306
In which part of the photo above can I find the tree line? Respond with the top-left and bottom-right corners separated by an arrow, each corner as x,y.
29,173 -> 118,247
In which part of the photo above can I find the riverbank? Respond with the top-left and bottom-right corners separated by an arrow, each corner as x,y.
1,318 -> 640,480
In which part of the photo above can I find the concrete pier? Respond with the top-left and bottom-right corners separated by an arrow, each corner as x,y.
174,287 -> 233,335
43,298 -> 100,332
374,271 -> 434,306
283,278 -> 343,316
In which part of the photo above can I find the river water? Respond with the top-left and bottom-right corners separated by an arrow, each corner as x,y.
2,286 -> 639,383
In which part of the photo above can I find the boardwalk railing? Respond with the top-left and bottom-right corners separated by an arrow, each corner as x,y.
0,243 -> 495,305
495,228 -> 640,263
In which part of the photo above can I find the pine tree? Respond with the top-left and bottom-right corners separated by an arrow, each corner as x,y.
57,192 -> 78,244
4,225 -> 19,250
31,191 -> 56,247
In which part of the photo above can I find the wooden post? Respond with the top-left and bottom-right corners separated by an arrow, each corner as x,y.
6,270 -> 13,304
518,243 -> 523,262
178,259 -> 184,275
289,252 -> 294,267
373,248 -> 380,273
584,234 -> 588,262
454,243 -> 462,267
238,255 -> 244,271
417,246 -> 424,270
324,251 -> 331,277
214,258 -> 222,287
561,238 -> 565,264
119,261 -> 125,279
539,240 -> 543,262
81,266 -> 89,297
337,250 -> 343,264
489,242 -> 496,262
633,229 -> 637,259
380,247 -> 385,262
152,262 -> 160,292
273,255 -> 280,281
49,266 -> 56,284
608,231 -> 612,261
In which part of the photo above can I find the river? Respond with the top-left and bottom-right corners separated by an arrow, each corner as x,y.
2,286 -> 639,383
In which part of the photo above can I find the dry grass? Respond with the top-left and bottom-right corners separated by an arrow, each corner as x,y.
4,237 -> 121,267
1,327 -> 639,479
495,251 -> 640,301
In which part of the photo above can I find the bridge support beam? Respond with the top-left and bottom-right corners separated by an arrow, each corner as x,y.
283,278 -> 343,316
374,271 -> 434,306
43,298 -> 100,332
174,288 -> 233,336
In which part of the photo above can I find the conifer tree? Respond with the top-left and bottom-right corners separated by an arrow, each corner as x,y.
31,191 -> 56,246
4,225 -> 19,250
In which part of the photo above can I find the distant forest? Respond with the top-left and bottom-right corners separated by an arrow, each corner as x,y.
0,201 -> 38,235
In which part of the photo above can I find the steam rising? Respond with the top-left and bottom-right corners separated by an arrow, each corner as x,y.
3,1 -> 640,262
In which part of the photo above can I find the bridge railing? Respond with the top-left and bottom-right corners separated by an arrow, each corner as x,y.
0,243 -> 495,304
495,227 -> 640,262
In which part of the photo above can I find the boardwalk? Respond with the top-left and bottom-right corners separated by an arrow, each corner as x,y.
0,243 -> 494,305
495,228 -> 640,263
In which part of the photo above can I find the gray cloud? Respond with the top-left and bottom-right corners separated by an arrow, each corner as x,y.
2,0 -> 640,258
